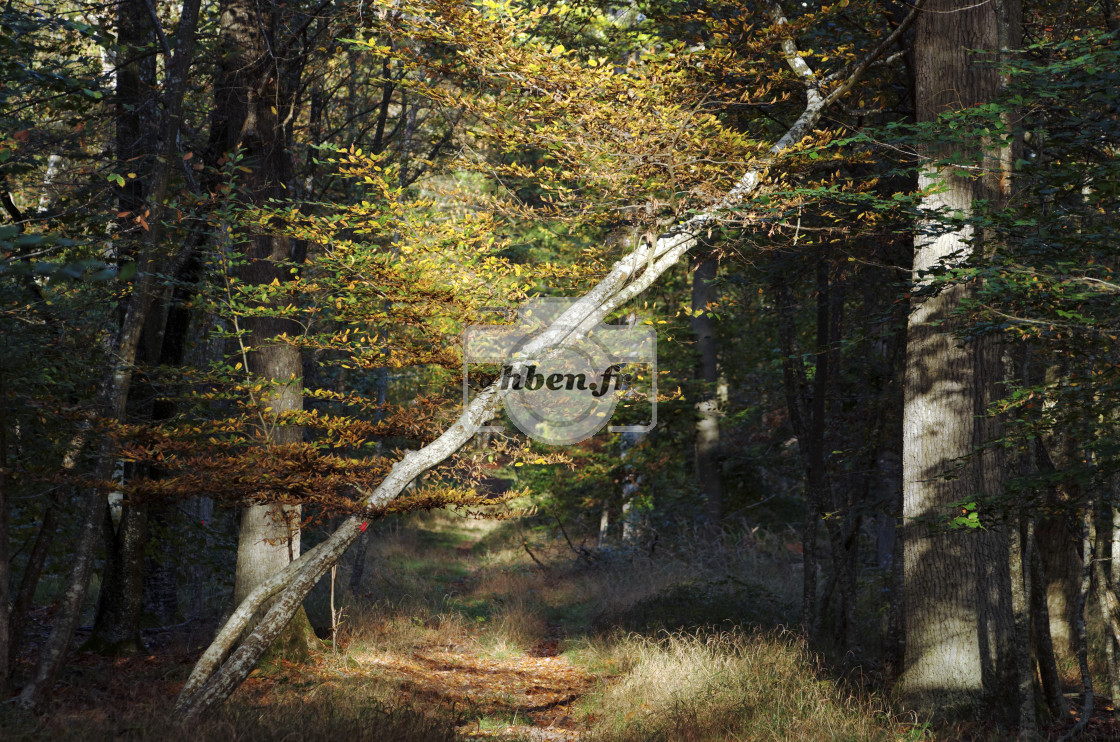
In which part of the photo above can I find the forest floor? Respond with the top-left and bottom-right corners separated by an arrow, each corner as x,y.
6,510 -> 1119,740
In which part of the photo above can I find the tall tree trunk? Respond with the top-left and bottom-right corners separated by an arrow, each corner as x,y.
1010,516 -> 1036,740
7,489 -> 64,679
773,279 -> 817,633
1111,497 -> 1120,715
897,0 -> 1020,718
807,257 -> 831,641
86,501 -> 148,654
92,261 -> 200,647
0,364 -> 10,696
1094,502 -> 1120,712
141,258 -> 202,626
16,0 -> 202,708
1030,531 -> 1069,720
1036,486 -> 1083,660
81,0 -> 156,657
210,0 -> 315,660
691,255 -> 724,527
1068,503 -> 1095,739
8,425 -> 90,677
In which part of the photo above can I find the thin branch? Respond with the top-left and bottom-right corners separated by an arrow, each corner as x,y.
522,539 -> 546,569
143,0 -> 173,59
0,188 -> 25,224
823,0 -> 930,101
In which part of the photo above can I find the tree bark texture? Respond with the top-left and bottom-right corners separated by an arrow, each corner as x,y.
209,0 -> 316,659
898,0 -> 1020,718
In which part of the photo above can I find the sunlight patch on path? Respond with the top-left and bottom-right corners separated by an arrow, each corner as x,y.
348,639 -> 591,739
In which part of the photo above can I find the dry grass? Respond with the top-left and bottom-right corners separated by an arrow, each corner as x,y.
578,630 -> 907,742
4,510 -> 921,741
327,512 -> 911,741
1,660 -> 459,742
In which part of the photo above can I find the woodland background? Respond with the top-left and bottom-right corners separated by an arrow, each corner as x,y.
1,0 -> 1119,739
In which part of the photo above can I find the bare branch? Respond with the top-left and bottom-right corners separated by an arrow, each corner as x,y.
823,0 -> 930,103
144,0 -> 173,59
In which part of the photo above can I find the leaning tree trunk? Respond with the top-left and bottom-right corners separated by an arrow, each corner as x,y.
896,0 -> 1021,720
172,0 -> 931,718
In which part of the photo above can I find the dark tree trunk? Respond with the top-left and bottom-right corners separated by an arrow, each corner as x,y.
142,505 -> 180,626
773,280 -> 817,634
1010,516 -> 1036,739
87,502 -> 148,654
0,364 -> 9,696
1036,494 -> 1082,661
84,0 -> 173,656
7,489 -> 65,679
807,257 -> 832,642
1030,530 -> 1069,720
16,0 -> 203,707
691,255 -> 724,527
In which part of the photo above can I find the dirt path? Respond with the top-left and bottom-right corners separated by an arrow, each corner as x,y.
350,639 -> 592,739
285,513 -> 604,740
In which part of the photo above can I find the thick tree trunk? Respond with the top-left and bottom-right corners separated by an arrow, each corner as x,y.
86,502 -> 148,654
234,504 -> 316,662
897,0 -> 1019,719
209,0 -> 317,659
691,255 -> 724,527
899,283 -> 1016,718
